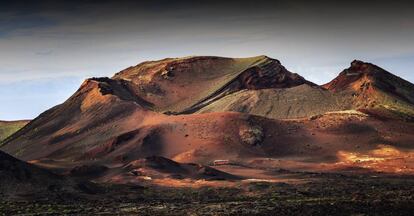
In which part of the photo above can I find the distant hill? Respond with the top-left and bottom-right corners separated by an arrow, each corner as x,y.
0,120 -> 29,143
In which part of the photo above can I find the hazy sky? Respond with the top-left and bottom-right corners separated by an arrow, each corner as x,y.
1,0 -> 414,120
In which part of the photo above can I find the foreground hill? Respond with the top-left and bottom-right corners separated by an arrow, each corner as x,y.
100,156 -> 240,185
0,150 -> 80,198
0,120 -> 29,142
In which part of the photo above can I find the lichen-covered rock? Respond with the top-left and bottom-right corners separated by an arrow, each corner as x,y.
239,125 -> 264,146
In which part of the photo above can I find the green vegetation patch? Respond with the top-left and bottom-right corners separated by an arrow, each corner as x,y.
0,120 -> 29,143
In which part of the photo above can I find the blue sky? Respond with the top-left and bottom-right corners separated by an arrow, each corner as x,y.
1,0 -> 413,120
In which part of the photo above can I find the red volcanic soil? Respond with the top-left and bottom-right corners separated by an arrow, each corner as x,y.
9,110 -> 414,183
247,111 -> 414,174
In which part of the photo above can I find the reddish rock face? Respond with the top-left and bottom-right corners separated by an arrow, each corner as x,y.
322,60 -> 373,92
237,60 -> 313,90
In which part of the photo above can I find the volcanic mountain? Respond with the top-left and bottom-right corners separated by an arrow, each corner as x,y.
0,56 -> 312,161
1,56 -> 414,181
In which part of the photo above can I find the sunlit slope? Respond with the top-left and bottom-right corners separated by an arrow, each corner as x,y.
0,78 -> 154,160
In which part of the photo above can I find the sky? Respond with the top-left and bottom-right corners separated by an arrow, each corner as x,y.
1,0 -> 414,120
